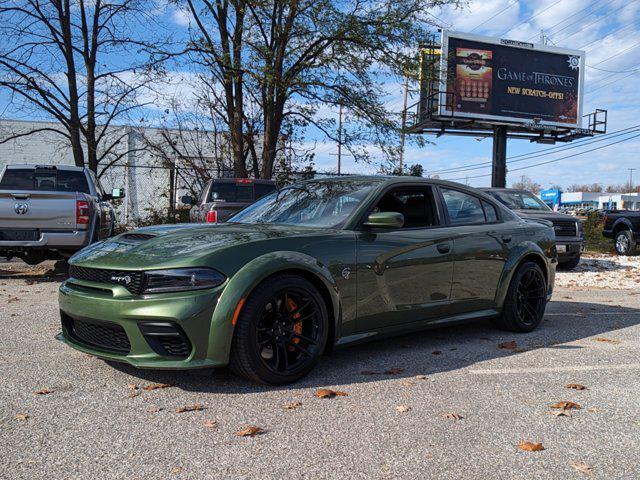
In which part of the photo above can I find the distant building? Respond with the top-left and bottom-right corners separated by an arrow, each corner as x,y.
538,189 -> 640,211
0,119 -> 228,225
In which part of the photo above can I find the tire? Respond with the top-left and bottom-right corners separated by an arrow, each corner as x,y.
558,255 -> 580,271
614,230 -> 636,256
228,275 -> 329,385
493,261 -> 547,333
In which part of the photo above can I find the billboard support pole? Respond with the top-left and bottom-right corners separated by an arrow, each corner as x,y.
491,126 -> 507,187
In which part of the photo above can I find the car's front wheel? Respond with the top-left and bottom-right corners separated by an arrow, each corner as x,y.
614,230 -> 636,256
229,275 -> 329,385
558,255 -> 580,270
494,261 -> 547,333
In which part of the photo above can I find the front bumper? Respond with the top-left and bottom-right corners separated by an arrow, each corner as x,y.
555,239 -> 584,262
58,279 -> 230,369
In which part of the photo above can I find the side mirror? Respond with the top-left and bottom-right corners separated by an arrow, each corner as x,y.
181,195 -> 194,205
363,212 -> 404,229
111,188 -> 125,199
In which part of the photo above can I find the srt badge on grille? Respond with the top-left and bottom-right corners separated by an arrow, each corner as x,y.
14,203 -> 29,215
110,275 -> 132,285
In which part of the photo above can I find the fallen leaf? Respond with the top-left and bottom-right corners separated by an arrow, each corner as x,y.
384,367 -> 404,375
203,420 -> 218,429
566,383 -> 587,391
431,350 -> 442,355
415,375 -> 428,380
234,426 -> 265,437
314,389 -> 348,399
395,405 -> 411,413
129,390 -> 142,398
7,296 -> 19,303
360,370 -> 380,375
550,401 -> 581,410
175,404 -> 204,413
127,383 -> 139,390
518,440 -> 545,452
570,460 -> 593,476
15,413 -> 29,421
550,410 -> 572,417
171,467 -> 183,474
594,337 -> 620,344
498,341 -> 517,350
284,401 -> 303,410
34,388 -> 53,395
441,412 -> 463,420
143,383 -> 172,391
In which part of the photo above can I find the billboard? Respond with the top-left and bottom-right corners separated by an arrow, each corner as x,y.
438,31 -> 585,128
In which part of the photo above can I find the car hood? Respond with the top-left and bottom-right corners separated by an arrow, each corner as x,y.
512,210 -> 577,223
70,222 -> 333,270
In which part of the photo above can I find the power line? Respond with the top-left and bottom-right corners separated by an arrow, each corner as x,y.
554,0 -> 638,44
525,0 -> 605,42
470,0 -> 519,32
590,41 -> 640,67
425,125 -> 640,176
498,0 -> 564,37
444,132 -> 640,181
579,23 -> 636,50
586,66 -> 640,94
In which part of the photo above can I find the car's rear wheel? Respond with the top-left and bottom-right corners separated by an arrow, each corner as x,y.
494,261 -> 547,333
614,230 -> 636,256
229,275 -> 328,385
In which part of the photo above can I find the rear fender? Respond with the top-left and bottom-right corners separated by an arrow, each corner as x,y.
494,241 -> 552,309
207,251 -> 340,364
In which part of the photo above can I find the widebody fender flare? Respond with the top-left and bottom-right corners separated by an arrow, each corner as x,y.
494,241 -> 551,309
207,251 -> 341,364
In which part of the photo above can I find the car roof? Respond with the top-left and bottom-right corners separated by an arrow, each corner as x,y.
211,178 -> 275,184
5,164 -> 86,172
294,175 -> 478,190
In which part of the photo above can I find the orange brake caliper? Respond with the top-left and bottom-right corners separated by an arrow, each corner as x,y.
286,297 -> 303,351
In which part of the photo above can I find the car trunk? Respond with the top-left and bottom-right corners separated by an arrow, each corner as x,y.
0,190 -> 80,231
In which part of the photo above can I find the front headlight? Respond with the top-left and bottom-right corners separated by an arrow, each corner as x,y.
143,268 -> 226,294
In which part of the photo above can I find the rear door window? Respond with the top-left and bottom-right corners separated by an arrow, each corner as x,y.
0,168 -> 90,193
441,188 -> 486,225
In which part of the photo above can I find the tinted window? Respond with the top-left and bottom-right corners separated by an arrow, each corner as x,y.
0,168 -> 90,193
482,200 -> 498,222
236,185 -> 253,202
255,183 -> 276,199
442,188 -> 485,225
373,187 -> 438,228
487,190 -> 550,211
209,183 -> 239,202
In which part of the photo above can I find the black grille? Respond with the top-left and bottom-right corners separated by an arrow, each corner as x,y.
158,336 -> 191,357
138,322 -> 192,358
63,314 -> 131,354
68,265 -> 144,295
121,233 -> 156,241
552,220 -> 577,237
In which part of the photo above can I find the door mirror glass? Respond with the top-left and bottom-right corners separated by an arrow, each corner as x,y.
364,212 -> 404,229
181,195 -> 194,205
111,188 -> 125,199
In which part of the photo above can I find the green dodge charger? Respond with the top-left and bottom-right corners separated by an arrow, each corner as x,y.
58,177 -> 557,384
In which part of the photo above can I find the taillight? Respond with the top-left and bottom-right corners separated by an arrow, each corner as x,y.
76,200 -> 90,225
205,210 -> 218,223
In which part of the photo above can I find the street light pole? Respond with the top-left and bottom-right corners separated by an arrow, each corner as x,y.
629,167 -> 636,192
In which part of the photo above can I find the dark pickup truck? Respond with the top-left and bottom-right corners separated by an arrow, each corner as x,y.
603,211 -> 640,255
482,187 -> 585,269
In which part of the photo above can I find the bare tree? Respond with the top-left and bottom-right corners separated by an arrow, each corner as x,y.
0,0 -> 166,175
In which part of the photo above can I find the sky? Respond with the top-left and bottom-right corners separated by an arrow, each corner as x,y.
1,0 -> 639,190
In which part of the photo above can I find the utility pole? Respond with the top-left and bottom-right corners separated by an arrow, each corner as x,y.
337,104 -> 343,175
539,30 -> 546,45
491,126 -> 507,187
399,75 -> 409,173
629,167 -> 636,192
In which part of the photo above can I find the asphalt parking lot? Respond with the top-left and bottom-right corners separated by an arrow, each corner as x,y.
1,258 -> 639,479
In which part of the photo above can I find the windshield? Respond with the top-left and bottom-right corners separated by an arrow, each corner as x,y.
229,179 -> 379,228
487,190 -> 551,211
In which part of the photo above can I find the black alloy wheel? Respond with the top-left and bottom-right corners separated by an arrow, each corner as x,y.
494,261 -> 547,333
229,275 -> 328,385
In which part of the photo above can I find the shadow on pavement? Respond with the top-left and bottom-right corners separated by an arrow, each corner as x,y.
106,299 -> 640,395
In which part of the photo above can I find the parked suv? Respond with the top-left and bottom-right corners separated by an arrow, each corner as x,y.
0,164 -> 123,265
602,211 -> 640,255
182,178 -> 277,223
481,188 -> 584,270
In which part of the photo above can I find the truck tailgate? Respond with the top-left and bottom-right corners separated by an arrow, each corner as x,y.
0,190 -> 78,230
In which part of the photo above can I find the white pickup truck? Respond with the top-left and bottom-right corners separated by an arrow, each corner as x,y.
0,164 -> 124,265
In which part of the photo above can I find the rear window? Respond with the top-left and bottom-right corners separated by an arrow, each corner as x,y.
208,181 -> 276,203
0,168 -> 90,193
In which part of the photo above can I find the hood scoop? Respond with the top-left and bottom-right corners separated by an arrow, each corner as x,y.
120,233 -> 157,242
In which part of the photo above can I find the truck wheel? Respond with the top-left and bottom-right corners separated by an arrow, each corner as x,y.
614,230 -> 636,256
558,255 -> 580,270
21,251 -> 47,265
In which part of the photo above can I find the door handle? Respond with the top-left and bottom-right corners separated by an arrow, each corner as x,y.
502,235 -> 512,243
436,242 -> 451,254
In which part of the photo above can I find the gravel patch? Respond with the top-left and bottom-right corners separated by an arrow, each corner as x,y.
555,254 -> 640,290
